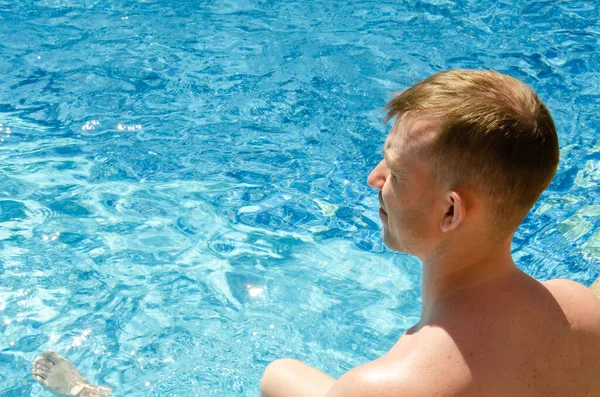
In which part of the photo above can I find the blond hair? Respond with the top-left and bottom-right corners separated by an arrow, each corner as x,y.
385,70 -> 559,234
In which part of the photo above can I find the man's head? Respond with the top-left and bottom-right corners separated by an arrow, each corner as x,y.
368,70 -> 559,256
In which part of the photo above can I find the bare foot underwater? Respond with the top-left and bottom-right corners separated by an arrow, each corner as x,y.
32,350 -> 111,397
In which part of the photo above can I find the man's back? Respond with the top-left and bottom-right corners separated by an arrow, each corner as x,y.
326,271 -> 600,396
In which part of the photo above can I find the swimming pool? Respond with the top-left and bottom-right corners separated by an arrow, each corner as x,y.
0,0 -> 598,395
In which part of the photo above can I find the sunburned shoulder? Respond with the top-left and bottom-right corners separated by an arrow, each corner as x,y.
324,362 -> 477,397
543,278 -> 600,354
325,335 -> 478,397
543,278 -> 600,329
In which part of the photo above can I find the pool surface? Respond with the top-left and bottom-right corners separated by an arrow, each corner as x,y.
1,0 -> 599,395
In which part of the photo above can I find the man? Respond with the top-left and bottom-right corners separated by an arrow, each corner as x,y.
33,70 -> 600,396
259,70 -> 600,396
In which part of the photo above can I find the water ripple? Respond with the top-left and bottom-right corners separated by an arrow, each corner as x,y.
1,0 -> 599,395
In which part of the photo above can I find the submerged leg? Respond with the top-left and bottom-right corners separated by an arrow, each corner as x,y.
32,350 -> 112,396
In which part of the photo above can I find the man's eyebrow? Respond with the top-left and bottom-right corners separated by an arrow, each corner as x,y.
382,146 -> 396,172
382,143 -> 391,163
383,145 -> 405,180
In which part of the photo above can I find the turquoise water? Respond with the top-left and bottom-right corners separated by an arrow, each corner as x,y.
1,0 -> 599,395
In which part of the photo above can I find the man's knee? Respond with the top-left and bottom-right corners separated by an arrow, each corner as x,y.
260,358 -> 302,397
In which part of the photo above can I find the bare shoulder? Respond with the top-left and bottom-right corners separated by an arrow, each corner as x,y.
543,277 -> 599,297
326,331 -> 476,397
543,278 -> 600,317
543,278 -> 600,335
325,360 -> 474,397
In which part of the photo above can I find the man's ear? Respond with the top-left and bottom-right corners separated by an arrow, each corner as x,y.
441,190 -> 465,233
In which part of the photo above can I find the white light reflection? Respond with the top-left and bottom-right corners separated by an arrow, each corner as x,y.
0,124 -> 11,144
116,123 -> 142,132
247,284 -> 265,298
71,329 -> 92,347
82,120 -> 99,131
43,232 -> 61,242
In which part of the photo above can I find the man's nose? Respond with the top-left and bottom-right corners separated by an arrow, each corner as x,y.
367,160 -> 387,189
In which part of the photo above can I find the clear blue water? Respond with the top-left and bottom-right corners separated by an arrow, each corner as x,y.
0,0 -> 598,395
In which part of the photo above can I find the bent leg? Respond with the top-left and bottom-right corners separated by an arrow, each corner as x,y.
260,358 -> 336,397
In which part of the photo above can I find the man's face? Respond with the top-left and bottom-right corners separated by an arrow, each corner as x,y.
367,118 -> 440,255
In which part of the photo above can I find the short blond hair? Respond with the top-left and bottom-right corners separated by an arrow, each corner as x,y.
385,70 -> 559,234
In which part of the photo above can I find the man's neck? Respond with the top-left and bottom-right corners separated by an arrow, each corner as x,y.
417,237 -> 519,326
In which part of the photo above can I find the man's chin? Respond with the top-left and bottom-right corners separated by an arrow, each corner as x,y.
384,230 -> 417,255
382,231 -> 404,253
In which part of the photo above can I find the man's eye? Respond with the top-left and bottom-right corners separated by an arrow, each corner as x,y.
391,172 -> 403,184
